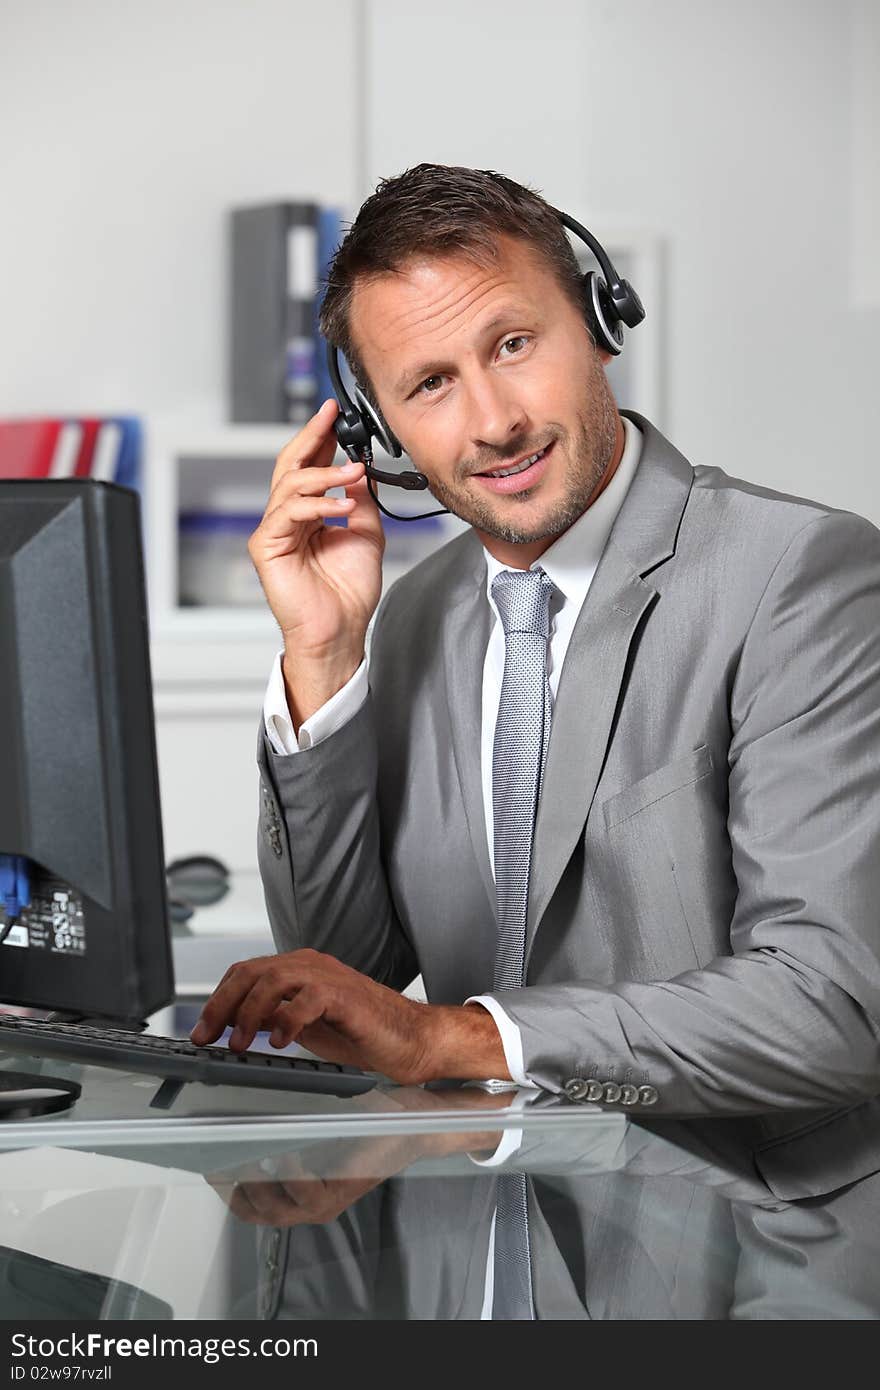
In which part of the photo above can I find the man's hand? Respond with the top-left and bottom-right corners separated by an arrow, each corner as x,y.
206,1145 -> 398,1229
248,399 -> 385,731
205,1088 -> 518,1228
189,948 -> 511,1085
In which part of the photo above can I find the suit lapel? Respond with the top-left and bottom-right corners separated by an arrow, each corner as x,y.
526,410 -> 695,961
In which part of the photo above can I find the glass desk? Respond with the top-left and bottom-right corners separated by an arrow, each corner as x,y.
0,1049 -> 878,1321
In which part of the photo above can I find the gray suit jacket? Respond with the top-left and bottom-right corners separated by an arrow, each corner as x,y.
257,409 -> 880,1194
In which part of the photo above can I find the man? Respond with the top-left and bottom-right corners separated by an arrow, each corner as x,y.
193,165 -> 880,1165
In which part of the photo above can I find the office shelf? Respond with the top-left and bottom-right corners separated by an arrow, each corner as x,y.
143,419 -> 464,703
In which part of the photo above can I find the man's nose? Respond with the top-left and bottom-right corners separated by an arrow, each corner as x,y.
466,373 -> 529,452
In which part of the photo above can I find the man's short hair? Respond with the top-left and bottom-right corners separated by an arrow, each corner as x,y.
319,163 -> 592,408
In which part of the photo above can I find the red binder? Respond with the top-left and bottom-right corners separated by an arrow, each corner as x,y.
0,419 -> 90,480
0,420 -> 62,478
73,418 -> 101,477
0,417 -> 132,485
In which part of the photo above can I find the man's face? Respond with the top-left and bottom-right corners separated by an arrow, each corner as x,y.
351,234 -> 621,560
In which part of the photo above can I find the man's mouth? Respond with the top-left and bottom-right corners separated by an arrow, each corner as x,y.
473,443 -> 553,494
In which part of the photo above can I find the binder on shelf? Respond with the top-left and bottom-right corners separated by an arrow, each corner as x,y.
73,418 -> 101,477
0,420 -> 64,478
49,421 -> 84,478
89,420 -> 123,482
0,416 -> 142,489
112,417 -> 143,491
230,201 -> 320,425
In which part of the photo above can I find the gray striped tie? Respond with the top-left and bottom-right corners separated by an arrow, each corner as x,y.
490,567 -> 554,1321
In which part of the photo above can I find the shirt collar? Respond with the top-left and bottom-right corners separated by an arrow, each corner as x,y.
483,414 -> 643,609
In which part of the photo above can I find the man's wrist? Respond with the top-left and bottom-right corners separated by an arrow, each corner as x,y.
281,646 -> 364,734
417,1003 -> 512,1083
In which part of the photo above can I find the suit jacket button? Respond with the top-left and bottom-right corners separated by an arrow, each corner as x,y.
602,1082 -> 622,1103
638,1085 -> 659,1106
585,1080 -> 605,1102
619,1084 -> 640,1106
563,1078 -> 590,1101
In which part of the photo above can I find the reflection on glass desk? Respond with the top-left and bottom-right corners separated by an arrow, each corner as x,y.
1,1053 -> 879,1321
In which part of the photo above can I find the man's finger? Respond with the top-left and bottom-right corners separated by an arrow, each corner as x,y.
190,961 -> 266,1044
222,966 -> 322,1051
209,1180 -> 265,1224
233,1179 -> 294,1224
262,985 -> 331,1048
267,996 -> 330,1049
264,459 -> 364,514
269,399 -> 340,492
256,494 -> 357,549
341,475 -> 386,549
228,976 -> 326,1052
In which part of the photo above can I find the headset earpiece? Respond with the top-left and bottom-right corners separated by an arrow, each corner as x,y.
353,385 -> 403,459
609,277 -> 646,330
555,208 -> 646,357
332,397 -> 372,463
325,340 -> 437,514
583,271 -> 624,355
326,341 -> 408,464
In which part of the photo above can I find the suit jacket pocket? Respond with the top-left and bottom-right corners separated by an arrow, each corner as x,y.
754,1095 -> 880,1200
602,744 -> 715,831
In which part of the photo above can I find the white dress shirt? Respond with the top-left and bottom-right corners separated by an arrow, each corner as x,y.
263,416 -> 643,1083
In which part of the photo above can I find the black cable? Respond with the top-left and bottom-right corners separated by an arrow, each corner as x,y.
361,445 -> 449,522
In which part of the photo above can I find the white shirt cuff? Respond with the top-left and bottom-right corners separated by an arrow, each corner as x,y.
464,1088 -> 540,1168
262,650 -> 368,755
464,995 -> 533,1088
468,1124 -> 525,1168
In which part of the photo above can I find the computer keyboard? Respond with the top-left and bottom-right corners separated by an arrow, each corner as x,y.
0,1013 -> 377,1098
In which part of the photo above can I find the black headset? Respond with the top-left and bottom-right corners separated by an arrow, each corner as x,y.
326,209 -> 645,521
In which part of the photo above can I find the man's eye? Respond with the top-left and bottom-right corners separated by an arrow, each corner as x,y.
418,375 -> 444,394
499,336 -> 529,356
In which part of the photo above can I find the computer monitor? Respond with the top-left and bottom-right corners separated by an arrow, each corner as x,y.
0,478 -> 173,1022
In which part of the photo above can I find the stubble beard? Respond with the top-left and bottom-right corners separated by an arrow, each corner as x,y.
422,369 -> 620,546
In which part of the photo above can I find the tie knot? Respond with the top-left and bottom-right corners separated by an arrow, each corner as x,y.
491,568 -> 554,637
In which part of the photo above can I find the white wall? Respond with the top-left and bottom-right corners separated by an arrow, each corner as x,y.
2,0 -> 875,519
851,0 -> 880,311
366,0 -> 880,521
0,0 -> 361,422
